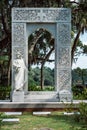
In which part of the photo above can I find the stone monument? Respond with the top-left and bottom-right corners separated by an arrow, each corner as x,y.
12,8 -> 72,102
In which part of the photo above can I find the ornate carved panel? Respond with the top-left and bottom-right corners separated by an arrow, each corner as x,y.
13,47 -> 25,59
12,23 -> 25,46
57,23 -> 71,45
59,69 -> 71,91
58,47 -> 70,67
12,8 -> 41,22
43,9 -> 71,22
12,8 -> 71,23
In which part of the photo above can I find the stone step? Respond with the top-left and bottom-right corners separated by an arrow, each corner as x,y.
4,112 -> 22,116
2,118 -> 20,123
64,112 -> 80,115
33,112 -> 51,116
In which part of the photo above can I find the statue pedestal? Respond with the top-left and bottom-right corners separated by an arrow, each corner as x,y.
59,90 -> 72,102
12,91 -> 24,102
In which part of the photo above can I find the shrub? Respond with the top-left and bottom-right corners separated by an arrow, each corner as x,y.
0,86 -> 11,100
74,102 -> 87,124
43,86 -> 54,91
70,102 -> 87,130
72,85 -> 87,100
0,113 -> 3,128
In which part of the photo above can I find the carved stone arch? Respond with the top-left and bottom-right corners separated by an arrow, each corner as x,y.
12,8 -> 72,102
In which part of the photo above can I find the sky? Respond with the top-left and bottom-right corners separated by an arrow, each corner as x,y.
72,32 -> 87,69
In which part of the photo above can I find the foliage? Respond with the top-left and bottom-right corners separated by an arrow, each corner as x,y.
73,102 -> 87,125
72,85 -> 87,100
78,88 -> 87,100
43,86 -> 54,91
28,28 -> 54,65
28,66 -> 54,91
28,85 -> 54,91
0,113 -> 2,127
81,88 -> 87,99
72,68 -> 87,85
79,102 -> 87,123
65,101 -> 87,130
64,102 -> 87,130
72,85 -> 84,95
28,85 -> 41,91
72,67 -> 87,100
0,86 -> 11,99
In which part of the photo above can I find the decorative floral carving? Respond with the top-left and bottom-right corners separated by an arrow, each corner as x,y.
43,9 -> 70,22
12,8 -> 71,22
12,23 -> 25,45
13,47 -> 25,60
13,9 -> 41,22
58,48 -> 70,67
58,23 -> 71,45
59,69 -> 71,91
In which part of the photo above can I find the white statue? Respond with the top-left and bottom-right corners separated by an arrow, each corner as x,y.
13,52 -> 27,91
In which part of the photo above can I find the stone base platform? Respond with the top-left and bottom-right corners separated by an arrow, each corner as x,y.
11,91 -> 24,102
0,100 -> 87,112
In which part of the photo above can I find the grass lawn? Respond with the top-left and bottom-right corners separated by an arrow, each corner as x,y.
0,112 -> 87,130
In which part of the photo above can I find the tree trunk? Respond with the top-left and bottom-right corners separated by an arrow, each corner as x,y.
7,58 -> 11,86
40,46 -> 54,90
41,64 -> 44,90
71,27 -> 83,64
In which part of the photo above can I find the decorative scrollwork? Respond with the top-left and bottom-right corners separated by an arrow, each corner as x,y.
58,47 -> 70,67
12,23 -> 25,45
59,69 -> 71,91
13,47 -> 25,60
58,23 -> 71,45
12,8 -> 71,22
43,9 -> 70,22
13,8 -> 41,22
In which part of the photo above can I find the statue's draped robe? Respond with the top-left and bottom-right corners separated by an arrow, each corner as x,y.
13,58 -> 26,91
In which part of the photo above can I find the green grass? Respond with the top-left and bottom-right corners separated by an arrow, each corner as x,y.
0,112 -> 87,130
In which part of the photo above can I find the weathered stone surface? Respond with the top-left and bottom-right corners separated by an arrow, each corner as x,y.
59,90 -> 72,102
4,112 -> 22,115
33,112 -> 51,116
0,101 -> 87,112
12,91 -> 24,102
2,118 -> 19,123
12,8 -> 71,22
12,8 -> 72,102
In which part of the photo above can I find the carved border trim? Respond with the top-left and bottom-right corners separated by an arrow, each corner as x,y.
12,8 -> 71,23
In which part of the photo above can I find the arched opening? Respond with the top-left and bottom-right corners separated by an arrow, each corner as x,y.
28,28 -> 55,91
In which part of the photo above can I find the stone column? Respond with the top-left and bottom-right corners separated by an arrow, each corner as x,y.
11,23 -> 27,102
55,20 -> 72,101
